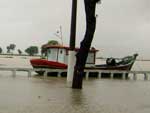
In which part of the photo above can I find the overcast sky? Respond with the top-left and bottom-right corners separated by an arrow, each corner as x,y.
0,0 -> 150,59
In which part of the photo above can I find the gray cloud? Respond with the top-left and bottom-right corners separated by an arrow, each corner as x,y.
93,0 -> 150,58
0,0 -> 150,59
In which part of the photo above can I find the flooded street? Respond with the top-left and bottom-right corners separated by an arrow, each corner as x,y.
0,76 -> 150,113
0,56 -> 150,113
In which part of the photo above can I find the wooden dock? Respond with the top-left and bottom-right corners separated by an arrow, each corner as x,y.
0,67 -> 150,80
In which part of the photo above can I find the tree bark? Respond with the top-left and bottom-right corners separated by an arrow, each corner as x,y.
72,0 -> 99,89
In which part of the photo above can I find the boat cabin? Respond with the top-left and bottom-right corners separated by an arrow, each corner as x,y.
42,45 -> 98,67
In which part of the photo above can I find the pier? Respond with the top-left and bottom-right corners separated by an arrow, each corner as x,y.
0,67 -> 150,80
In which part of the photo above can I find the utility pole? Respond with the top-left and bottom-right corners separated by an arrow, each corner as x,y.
67,0 -> 77,85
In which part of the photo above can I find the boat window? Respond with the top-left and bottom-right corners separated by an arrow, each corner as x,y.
48,50 -> 51,54
60,50 -> 63,54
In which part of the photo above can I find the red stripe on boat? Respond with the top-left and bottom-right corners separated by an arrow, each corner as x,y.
30,59 -> 67,69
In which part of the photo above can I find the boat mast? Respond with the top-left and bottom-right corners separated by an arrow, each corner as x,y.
54,25 -> 63,45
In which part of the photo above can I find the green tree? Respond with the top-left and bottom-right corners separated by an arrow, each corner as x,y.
25,46 -> 38,56
9,44 -> 16,51
6,44 -> 16,54
7,46 -> 10,53
41,40 -> 60,54
18,49 -> 22,55
41,40 -> 60,56
47,40 -> 59,45
0,47 -> 2,54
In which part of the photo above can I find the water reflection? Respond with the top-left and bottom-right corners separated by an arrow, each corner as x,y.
70,89 -> 85,105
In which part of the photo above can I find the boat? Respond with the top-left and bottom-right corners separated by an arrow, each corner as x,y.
30,44 -> 138,78
95,54 -> 138,70
90,53 -> 138,78
30,45 -> 98,75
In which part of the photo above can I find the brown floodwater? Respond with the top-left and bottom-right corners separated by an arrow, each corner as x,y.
0,56 -> 150,113
0,76 -> 150,113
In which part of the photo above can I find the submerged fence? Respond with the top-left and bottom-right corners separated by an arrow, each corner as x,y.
0,67 -> 150,80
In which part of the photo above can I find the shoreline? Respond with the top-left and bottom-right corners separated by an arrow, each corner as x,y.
0,53 -> 41,57
1,54 -> 150,61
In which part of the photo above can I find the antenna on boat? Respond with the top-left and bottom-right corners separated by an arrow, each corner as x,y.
54,25 -> 63,45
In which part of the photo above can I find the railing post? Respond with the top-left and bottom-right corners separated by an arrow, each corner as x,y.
85,71 -> 89,80
12,69 -> 16,77
98,71 -> 101,79
44,70 -> 48,79
122,72 -> 126,79
57,72 -> 61,77
110,72 -> 113,79
126,72 -> 129,79
28,70 -> 32,77
133,73 -> 137,80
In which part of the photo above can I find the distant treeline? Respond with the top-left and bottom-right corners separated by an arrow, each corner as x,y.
0,53 -> 41,57
0,40 -> 60,56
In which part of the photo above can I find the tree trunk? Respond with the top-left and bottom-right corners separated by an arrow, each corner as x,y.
72,0 -> 99,89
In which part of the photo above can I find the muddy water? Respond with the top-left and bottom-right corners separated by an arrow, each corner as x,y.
1,77 -> 150,113
0,56 -> 150,113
